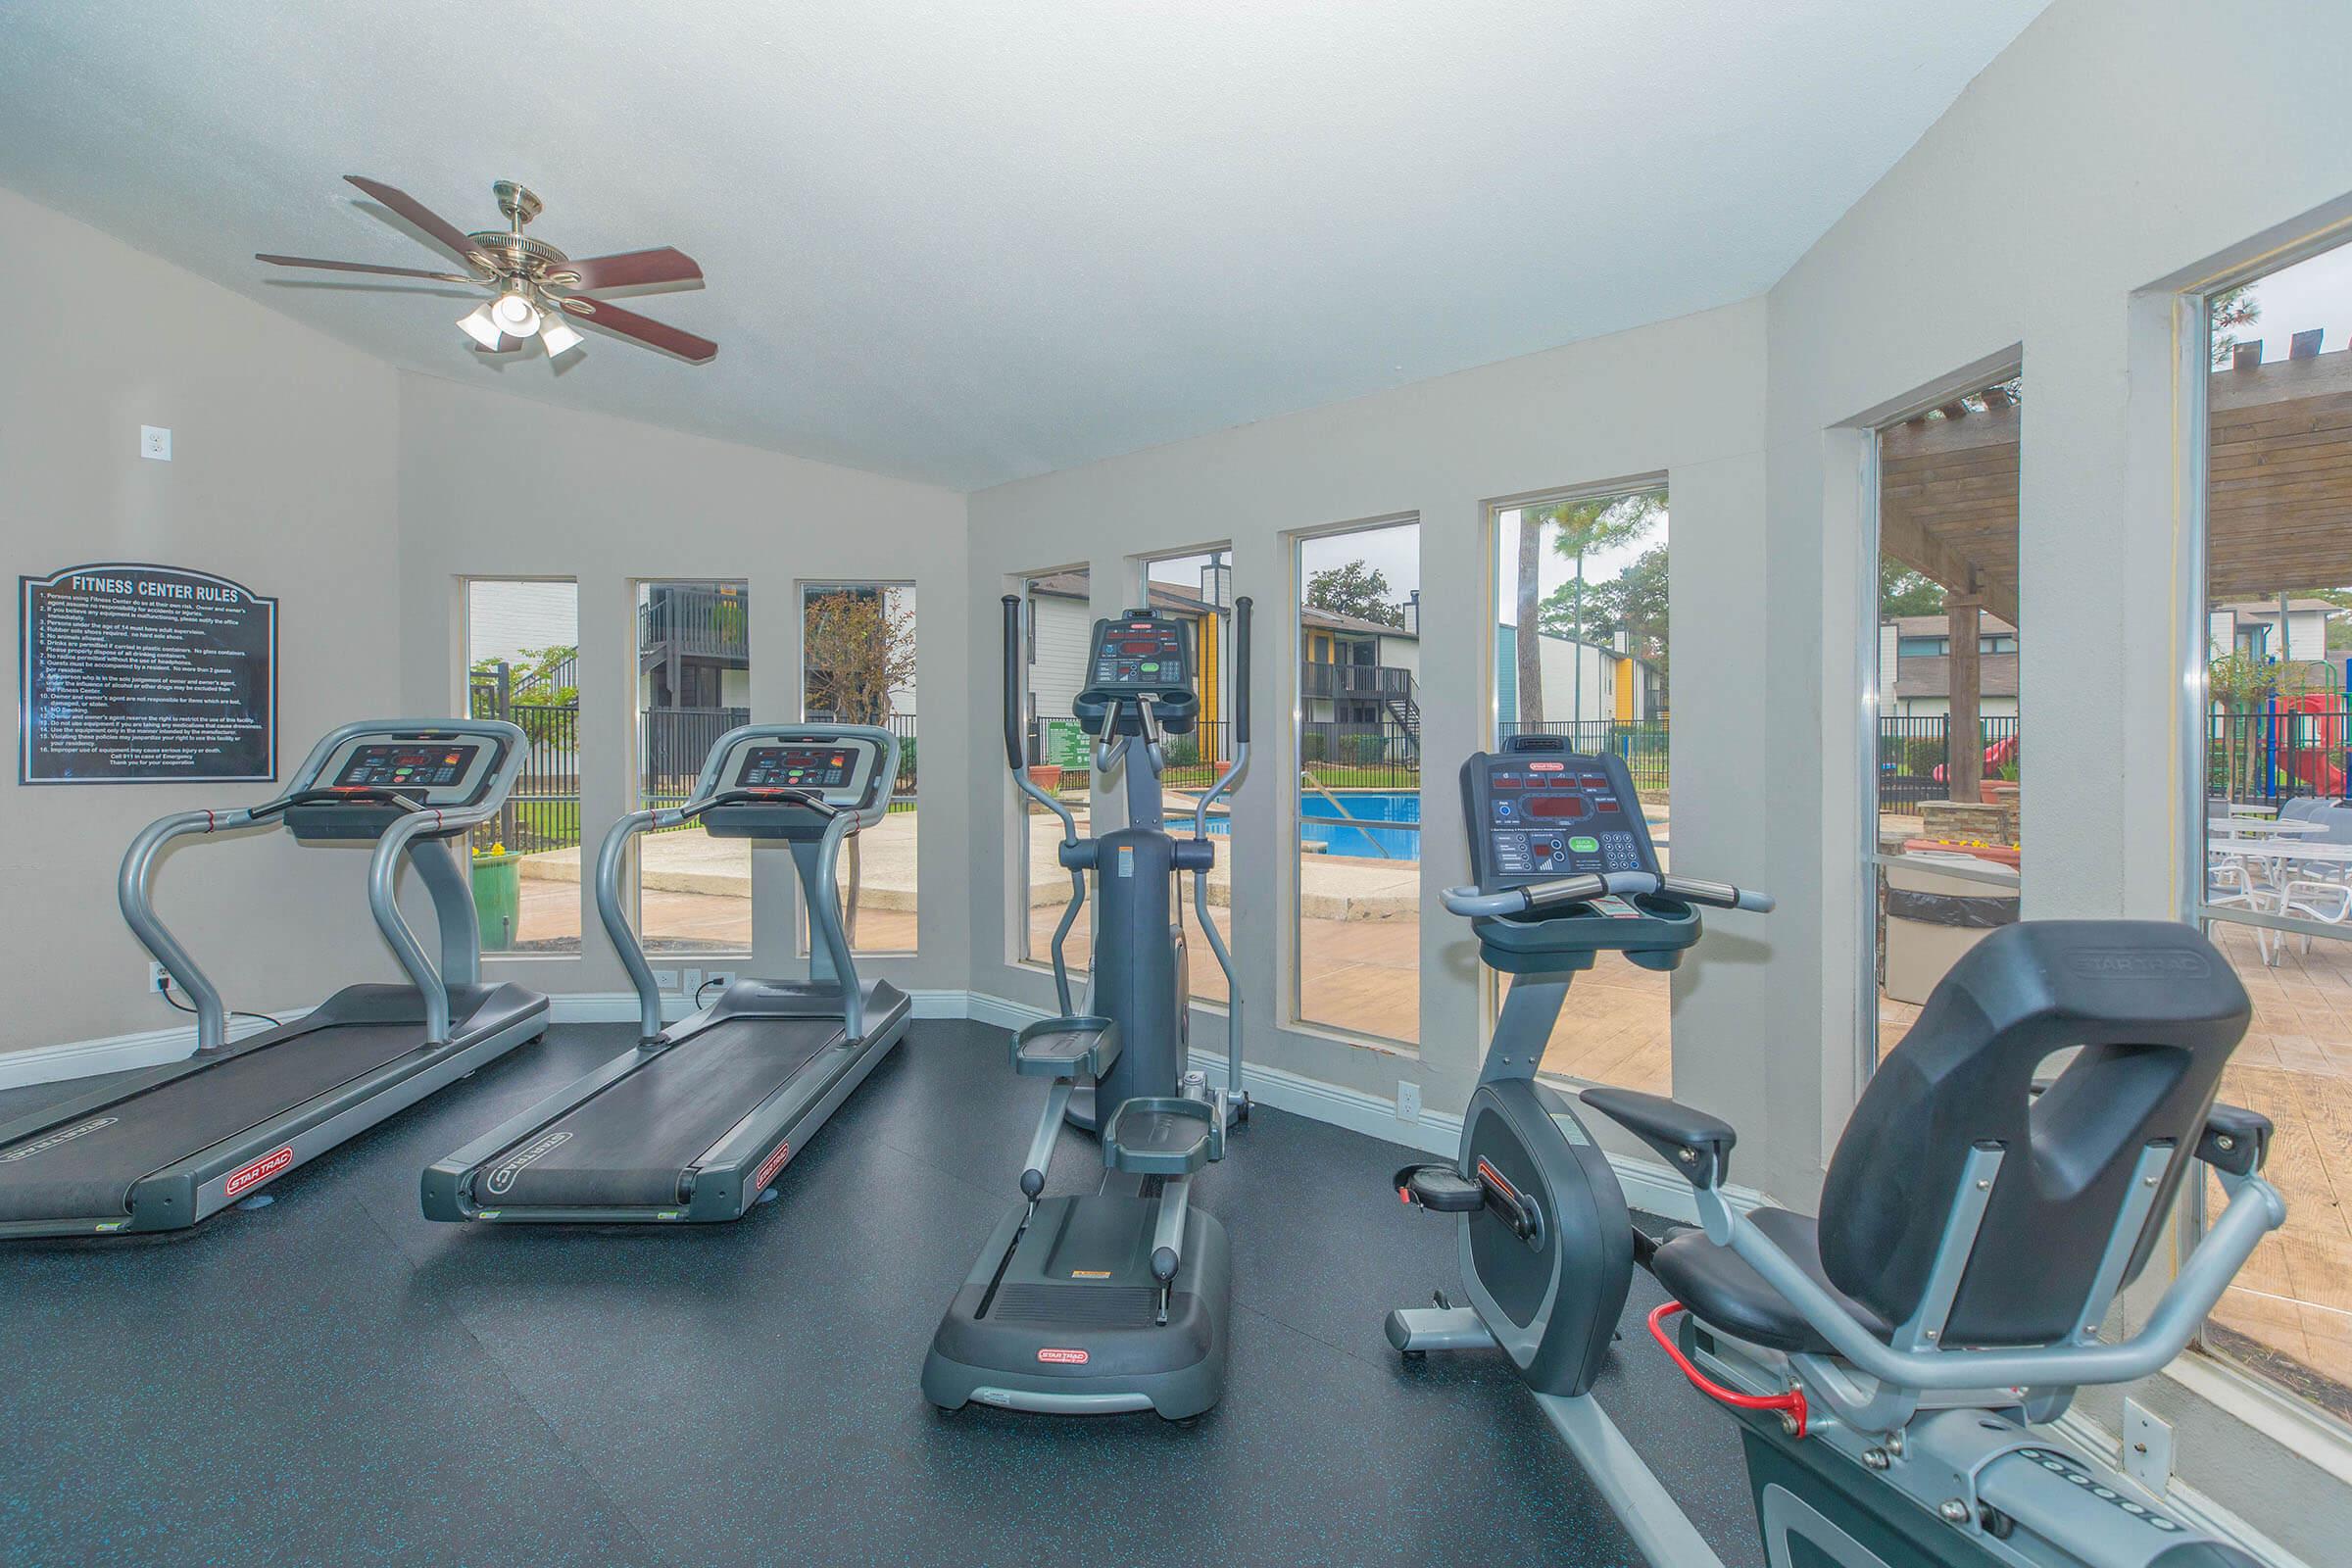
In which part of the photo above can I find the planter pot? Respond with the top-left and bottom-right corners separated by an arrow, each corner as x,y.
471,853 -> 522,953
1026,764 -> 1064,793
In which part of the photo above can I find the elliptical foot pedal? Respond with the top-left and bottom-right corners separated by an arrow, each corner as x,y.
1011,1015 -> 1122,1080
1394,1162 -> 1483,1212
1103,1096 -> 1219,1175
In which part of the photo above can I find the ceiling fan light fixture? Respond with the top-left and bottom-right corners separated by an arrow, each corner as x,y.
490,289 -> 541,338
456,301 -> 504,350
538,312 -> 585,357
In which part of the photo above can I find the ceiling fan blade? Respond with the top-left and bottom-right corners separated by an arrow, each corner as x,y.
560,247 -> 704,293
343,175 -> 490,270
257,253 -> 473,283
559,296 -> 717,364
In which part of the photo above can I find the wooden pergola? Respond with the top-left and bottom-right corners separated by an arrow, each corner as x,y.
1876,344 -> 2352,796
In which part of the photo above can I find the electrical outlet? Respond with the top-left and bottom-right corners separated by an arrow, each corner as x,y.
140,425 -> 172,461
705,969 -> 738,995
1396,1079 -> 1422,1122
681,968 -> 701,999
148,961 -> 170,994
651,968 -> 679,993
2122,1399 -> 2173,1493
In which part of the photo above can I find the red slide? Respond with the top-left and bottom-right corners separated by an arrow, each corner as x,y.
2282,692 -> 2345,796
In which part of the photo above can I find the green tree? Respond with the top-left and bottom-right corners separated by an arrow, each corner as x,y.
1514,491 -> 1663,727
471,645 -> 577,706
1304,561 -> 1404,627
1559,545 -> 1671,678
1880,566 -> 1946,620
2209,283 -> 2261,368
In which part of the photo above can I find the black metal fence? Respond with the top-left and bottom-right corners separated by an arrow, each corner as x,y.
1499,719 -> 1671,796
1299,718 -> 1420,787
1875,714 -> 2021,812
2207,706 -> 2352,803
640,707 -> 751,811
468,664 -> 581,855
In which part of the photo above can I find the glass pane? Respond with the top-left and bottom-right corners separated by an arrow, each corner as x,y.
1018,569 -> 1094,973
2198,243 -> 2352,1417
1146,550 -> 1238,1004
1872,376 -> 2023,1062
1493,488 -> 1670,1089
803,583 -> 917,955
465,580 -> 581,955
635,581 -> 751,956
1297,524 -> 1420,1044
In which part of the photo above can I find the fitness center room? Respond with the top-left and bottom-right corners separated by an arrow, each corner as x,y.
4,3 -> 2351,1565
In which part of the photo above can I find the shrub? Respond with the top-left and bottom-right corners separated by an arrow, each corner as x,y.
1164,733 -> 1200,767
1904,736 -> 1946,776
1301,731 -> 1329,763
1342,733 -> 1388,767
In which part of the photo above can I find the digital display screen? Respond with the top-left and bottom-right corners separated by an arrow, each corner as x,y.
334,742 -> 479,792
1525,795 -> 1591,820
1090,616 -> 1192,690
741,745 -> 857,791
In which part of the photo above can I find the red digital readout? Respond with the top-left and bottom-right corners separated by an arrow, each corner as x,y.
1526,796 -> 1591,820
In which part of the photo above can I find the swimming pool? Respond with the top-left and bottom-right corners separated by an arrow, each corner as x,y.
1177,789 -> 1423,861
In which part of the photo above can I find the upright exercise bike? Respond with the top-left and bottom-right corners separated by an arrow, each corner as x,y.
1388,736 -> 2285,1568
923,594 -> 1252,1419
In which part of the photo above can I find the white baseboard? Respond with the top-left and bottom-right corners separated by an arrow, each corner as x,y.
1,986 -> 1758,1223
0,1008 -> 314,1092
947,989 -> 1764,1220
546,988 -> 975,1026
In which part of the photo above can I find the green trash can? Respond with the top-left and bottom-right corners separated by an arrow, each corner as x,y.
471,850 -> 522,953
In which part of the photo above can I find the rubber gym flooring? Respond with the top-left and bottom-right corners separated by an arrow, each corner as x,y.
0,1019 -> 1760,1567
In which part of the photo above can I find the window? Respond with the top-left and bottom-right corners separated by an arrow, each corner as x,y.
1145,548 -> 1238,1006
802,583 -> 917,955
2192,241 -> 2352,1420
1493,485 -> 1670,1088
1016,567 -> 1094,974
1868,374 -> 2023,1061
634,580 -> 751,956
1295,521 -> 1420,1045
464,579 -> 581,956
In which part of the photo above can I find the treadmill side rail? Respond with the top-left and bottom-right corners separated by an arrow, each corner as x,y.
0,985 -> 547,1239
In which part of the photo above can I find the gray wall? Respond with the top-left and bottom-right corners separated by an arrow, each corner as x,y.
1759,0 -> 2352,1550
0,187 -> 408,1050
963,299 -> 1776,1179
393,373 -> 972,1001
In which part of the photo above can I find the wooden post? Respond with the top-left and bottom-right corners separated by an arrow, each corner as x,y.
1947,594 -> 1983,802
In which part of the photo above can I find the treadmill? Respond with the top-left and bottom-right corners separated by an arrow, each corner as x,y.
423,723 -> 911,1224
0,720 -> 548,1238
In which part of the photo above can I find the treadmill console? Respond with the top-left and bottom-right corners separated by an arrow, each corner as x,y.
1073,611 -> 1200,736
1459,739 -> 1659,890
309,730 -> 510,808
703,728 -> 893,838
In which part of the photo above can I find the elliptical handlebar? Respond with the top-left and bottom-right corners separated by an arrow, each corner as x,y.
1001,594 -> 1026,774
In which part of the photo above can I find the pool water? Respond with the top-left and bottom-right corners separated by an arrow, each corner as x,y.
1177,790 -> 1423,861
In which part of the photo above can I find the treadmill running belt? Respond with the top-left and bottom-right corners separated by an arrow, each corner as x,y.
0,1022 -> 440,1222
474,1017 -> 842,1208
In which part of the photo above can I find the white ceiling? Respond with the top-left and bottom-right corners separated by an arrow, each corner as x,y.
0,1 -> 2048,490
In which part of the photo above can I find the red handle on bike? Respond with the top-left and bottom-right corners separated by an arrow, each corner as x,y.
1647,1301 -> 1807,1439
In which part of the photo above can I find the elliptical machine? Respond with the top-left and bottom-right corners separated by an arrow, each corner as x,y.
1388,736 -> 2286,1568
922,594 -> 1252,1419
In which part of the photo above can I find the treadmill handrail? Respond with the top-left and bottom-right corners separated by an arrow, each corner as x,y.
598,807 -> 676,1043
117,718 -> 530,1054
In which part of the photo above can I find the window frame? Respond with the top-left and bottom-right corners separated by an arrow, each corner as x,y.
1286,512 -> 1421,1053
797,577 -> 918,958
1480,475 -> 1672,1087
457,574 -> 585,961
1009,564 -> 1093,979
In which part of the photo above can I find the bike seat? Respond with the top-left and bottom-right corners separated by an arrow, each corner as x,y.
1649,1207 -> 1889,1356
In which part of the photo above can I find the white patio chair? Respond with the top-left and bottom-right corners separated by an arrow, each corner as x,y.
2277,876 -> 2352,959
2207,859 -> 2275,964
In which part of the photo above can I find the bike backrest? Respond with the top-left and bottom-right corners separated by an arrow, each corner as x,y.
1819,921 -> 2249,1347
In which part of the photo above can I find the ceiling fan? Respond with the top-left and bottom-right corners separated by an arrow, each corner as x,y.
258,176 -> 716,365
